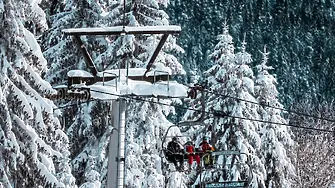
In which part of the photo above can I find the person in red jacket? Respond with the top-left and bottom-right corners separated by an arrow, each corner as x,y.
184,140 -> 201,169
199,136 -> 215,168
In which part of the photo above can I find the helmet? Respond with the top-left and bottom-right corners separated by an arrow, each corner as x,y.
202,136 -> 208,141
186,141 -> 193,145
172,137 -> 178,142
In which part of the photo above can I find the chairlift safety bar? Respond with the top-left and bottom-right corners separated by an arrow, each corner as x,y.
102,72 -> 118,90
212,151 -> 247,156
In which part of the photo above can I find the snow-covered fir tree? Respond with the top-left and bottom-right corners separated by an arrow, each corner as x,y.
184,25 -> 267,187
254,47 -> 295,188
0,0 -> 75,187
41,0 -> 105,85
41,0 -> 112,187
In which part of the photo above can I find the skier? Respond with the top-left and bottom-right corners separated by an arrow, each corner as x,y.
166,136 -> 184,170
184,140 -> 201,170
199,136 -> 215,168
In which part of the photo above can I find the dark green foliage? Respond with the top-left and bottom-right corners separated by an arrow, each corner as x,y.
166,0 -> 335,105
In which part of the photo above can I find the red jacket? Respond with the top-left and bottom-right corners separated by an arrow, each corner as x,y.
199,142 -> 214,152
185,145 -> 195,154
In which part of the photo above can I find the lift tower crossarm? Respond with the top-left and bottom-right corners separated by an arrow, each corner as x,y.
73,35 -> 98,77
62,26 -> 181,78
144,34 -> 169,77
62,26 -> 181,36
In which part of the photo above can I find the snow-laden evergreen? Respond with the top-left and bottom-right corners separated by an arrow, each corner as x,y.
183,26 -> 296,188
0,0 -> 75,187
41,1 -> 113,186
125,100 -> 176,187
42,0 -> 105,85
68,101 -> 114,187
184,25 -> 267,187
254,47 -> 295,187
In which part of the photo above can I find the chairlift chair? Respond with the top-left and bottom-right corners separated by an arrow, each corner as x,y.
195,151 -> 250,188
161,88 -> 206,165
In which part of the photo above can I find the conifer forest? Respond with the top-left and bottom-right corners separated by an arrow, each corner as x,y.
0,0 -> 334,187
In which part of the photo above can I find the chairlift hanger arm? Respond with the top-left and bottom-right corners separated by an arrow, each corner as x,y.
161,89 -> 206,149
62,26 -> 181,78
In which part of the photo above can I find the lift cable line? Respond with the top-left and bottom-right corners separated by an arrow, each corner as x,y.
52,88 -> 335,133
202,88 -> 335,123
84,89 -> 335,134
49,80 -> 335,124
51,86 -> 335,124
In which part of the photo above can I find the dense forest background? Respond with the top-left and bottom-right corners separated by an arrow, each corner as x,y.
166,1 -> 335,186
167,0 -> 335,106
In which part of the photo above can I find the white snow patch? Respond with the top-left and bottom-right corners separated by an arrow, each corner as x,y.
37,161 -> 65,187
23,28 -> 47,68
86,77 -> 187,100
68,70 -> 94,77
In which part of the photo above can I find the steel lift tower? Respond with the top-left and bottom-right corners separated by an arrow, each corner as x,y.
59,25 -> 187,188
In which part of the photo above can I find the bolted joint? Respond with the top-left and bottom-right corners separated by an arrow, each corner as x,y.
115,157 -> 125,162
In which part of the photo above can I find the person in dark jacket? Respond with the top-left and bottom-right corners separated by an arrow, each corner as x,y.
166,136 -> 184,170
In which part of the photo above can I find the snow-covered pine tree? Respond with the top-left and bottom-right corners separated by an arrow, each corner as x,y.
42,0 -> 105,85
94,0 -> 130,70
254,46 -> 295,188
185,25 -> 267,187
41,0 -> 113,187
0,0 -> 75,187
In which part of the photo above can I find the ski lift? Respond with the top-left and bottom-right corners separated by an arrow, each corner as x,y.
161,88 -> 206,173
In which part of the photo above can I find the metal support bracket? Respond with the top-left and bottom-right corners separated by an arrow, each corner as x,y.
144,34 -> 169,77
73,35 -> 98,76
115,157 -> 125,162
